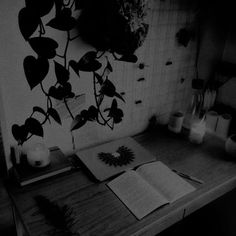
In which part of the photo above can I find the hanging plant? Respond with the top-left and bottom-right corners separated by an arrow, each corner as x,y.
13,0 -> 149,146
77,0 -> 150,54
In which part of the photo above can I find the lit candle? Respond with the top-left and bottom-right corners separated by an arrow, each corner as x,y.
189,119 -> 206,144
26,143 -> 50,168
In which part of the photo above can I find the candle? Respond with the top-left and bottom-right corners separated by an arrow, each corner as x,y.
26,143 -> 50,168
205,111 -> 218,133
216,114 -> 232,139
168,111 -> 184,133
189,119 -> 206,144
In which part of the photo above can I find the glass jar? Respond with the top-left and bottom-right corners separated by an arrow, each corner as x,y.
183,79 -> 204,130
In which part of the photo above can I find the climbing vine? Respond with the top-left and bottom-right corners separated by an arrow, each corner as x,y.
12,0 -> 149,146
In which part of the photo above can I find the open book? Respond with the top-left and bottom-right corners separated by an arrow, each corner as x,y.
107,161 -> 196,220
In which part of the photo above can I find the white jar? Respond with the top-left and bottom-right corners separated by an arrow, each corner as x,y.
168,111 -> 184,133
189,119 -> 206,144
225,134 -> 236,158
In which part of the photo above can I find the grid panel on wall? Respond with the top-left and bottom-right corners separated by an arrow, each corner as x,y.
116,0 -> 197,128
74,0 -> 199,149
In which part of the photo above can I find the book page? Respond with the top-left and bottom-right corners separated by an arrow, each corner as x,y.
107,170 -> 168,220
136,162 -> 196,203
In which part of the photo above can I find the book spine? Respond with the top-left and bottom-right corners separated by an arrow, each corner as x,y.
20,167 -> 72,186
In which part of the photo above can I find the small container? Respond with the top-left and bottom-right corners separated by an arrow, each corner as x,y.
183,79 -> 204,129
225,134 -> 236,158
216,114 -> 232,139
168,111 -> 184,133
205,111 -> 218,133
189,119 -> 206,144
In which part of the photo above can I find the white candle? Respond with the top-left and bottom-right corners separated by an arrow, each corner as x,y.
168,111 -> 184,133
189,119 -> 206,144
205,111 -> 218,133
216,114 -> 232,139
26,143 -> 50,168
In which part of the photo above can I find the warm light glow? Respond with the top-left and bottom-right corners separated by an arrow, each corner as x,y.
26,143 -> 50,167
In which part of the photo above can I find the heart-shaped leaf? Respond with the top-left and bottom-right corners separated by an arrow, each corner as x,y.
97,94 -> 104,106
87,106 -> 98,121
33,106 -> 47,116
105,99 -> 124,124
25,117 -> 43,137
106,60 -> 113,73
25,0 -> 54,17
70,114 -> 87,131
103,67 -> 112,78
100,80 -> 116,97
118,54 -> 138,63
77,51 -> 102,72
81,51 -> 97,60
29,37 -> 58,59
110,99 -> 118,111
48,108 -> 62,125
48,86 -> 63,100
12,124 -> 29,143
18,7 -> 40,41
55,0 -> 64,16
24,56 -> 49,90
69,60 -> 80,77
114,92 -> 125,102
49,83 -> 74,100
47,8 -> 77,31
80,110 -> 89,120
113,109 -> 123,123
94,72 -> 103,85
54,61 -> 69,85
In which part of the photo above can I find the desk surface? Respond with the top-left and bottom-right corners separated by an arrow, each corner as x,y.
6,127 -> 236,236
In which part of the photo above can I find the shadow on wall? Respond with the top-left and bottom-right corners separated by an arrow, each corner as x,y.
197,0 -> 232,82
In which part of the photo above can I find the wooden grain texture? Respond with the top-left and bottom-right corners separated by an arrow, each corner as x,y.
0,179 -> 15,234
6,127 -> 236,236
0,130 -> 8,177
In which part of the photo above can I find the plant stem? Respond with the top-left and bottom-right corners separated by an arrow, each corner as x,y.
64,31 -> 71,67
47,96 -> 53,109
64,98 -> 74,120
96,51 -> 106,59
40,82 -> 48,96
39,19 -> 45,36
111,52 -> 119,60
56,54 -> 64,59
69,34 -> 80,41
70,0 -> 76,9
71,131 -> 75,151
93,73 -> 113,129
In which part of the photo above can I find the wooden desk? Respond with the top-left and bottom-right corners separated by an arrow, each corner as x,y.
6,127 -> 236,236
